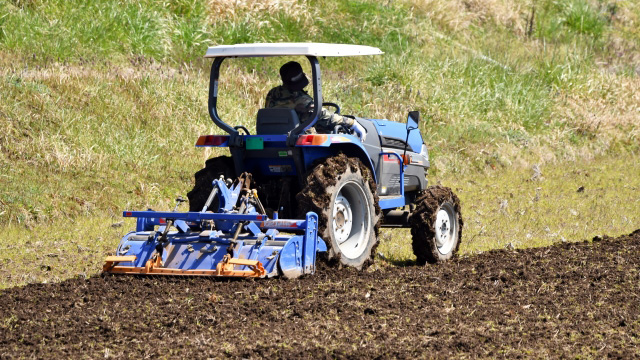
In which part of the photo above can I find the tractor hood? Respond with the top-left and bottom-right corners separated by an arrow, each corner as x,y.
372,119 -> 423,153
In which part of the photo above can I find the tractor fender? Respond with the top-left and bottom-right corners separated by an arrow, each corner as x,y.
329,143 -> 377,182
299,135 -> 377,183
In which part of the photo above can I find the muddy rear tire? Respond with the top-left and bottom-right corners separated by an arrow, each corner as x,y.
187,156 -> 235,212
410,186 -> 463,265
297,154 -> 380,269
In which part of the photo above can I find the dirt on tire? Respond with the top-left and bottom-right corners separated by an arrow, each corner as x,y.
187,156 -> 235,212
296,153 -> 381,268
410,185 -> 464,264
1,230 -> 639,358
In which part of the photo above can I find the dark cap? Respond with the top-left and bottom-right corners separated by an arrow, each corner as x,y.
279,61 -> 309,91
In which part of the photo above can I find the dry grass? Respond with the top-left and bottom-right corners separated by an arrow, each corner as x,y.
404,0 -> 527,34
378,153 -> 640,263
207,0 -> 315,26
604,1 -> 640,72
1,52 -> 637,229
3,151 -> 637,289
556,74 -> 640,140
0,216 -> 131,289
0,62 -> 216,228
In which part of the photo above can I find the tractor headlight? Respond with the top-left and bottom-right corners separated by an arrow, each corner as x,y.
420,143 -> 429,161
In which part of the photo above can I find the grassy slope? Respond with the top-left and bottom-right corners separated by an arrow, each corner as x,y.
0,0 -> 639,287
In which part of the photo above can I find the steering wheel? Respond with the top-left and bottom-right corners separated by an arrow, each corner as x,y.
234,125 -> 251,135
322,102 -> 341,114
332,124 -> 351,134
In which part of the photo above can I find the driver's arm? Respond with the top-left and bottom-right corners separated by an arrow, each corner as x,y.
314,111 -> 355,133
295,95 -> 355,133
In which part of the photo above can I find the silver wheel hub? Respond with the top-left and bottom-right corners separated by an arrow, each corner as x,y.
434,203 -> 457,255
333,195 -> 353,244
331,181 -> 371,259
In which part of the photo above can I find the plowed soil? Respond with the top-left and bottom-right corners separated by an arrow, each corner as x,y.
2,230 -> 639,359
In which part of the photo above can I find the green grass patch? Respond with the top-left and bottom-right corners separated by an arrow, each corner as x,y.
1,0 -> 639,287
377,152 -> 640,264
535,0 -> 609,41
2,153 -> 638,289
0,216 -> 132,289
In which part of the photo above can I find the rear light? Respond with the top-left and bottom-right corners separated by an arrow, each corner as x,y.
296,134 -> 328,146
196,135 -> 229,146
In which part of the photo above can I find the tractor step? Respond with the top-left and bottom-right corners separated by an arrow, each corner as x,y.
103,255 -> 138,272
105,255 -> 137,262
105,255 -> 266,277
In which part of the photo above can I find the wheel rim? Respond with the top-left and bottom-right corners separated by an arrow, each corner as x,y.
434,202 -> 457,255
332,181 -> 371,259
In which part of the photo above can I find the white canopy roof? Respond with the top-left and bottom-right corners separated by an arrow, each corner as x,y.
205,43 -> 383,58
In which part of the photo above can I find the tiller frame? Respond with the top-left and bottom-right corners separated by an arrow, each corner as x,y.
103,174 -> 325,279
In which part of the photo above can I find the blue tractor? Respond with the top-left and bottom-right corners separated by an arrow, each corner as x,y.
103,43 -> 462,278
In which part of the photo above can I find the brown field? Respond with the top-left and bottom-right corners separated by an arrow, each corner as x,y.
1,229 -> 638,358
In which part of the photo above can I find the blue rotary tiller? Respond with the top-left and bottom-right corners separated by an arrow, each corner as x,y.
103,174 -> 326,279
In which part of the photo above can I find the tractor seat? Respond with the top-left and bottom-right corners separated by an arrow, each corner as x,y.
256,108 -> 300,135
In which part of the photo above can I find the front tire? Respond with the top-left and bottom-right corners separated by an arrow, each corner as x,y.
410,186 -> 463,265
297,154 -> 380,269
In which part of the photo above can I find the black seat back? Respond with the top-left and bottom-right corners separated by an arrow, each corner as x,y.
256,108 -> 300,135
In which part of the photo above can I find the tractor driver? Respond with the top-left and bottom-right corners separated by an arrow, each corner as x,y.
265,61 -> 366,140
